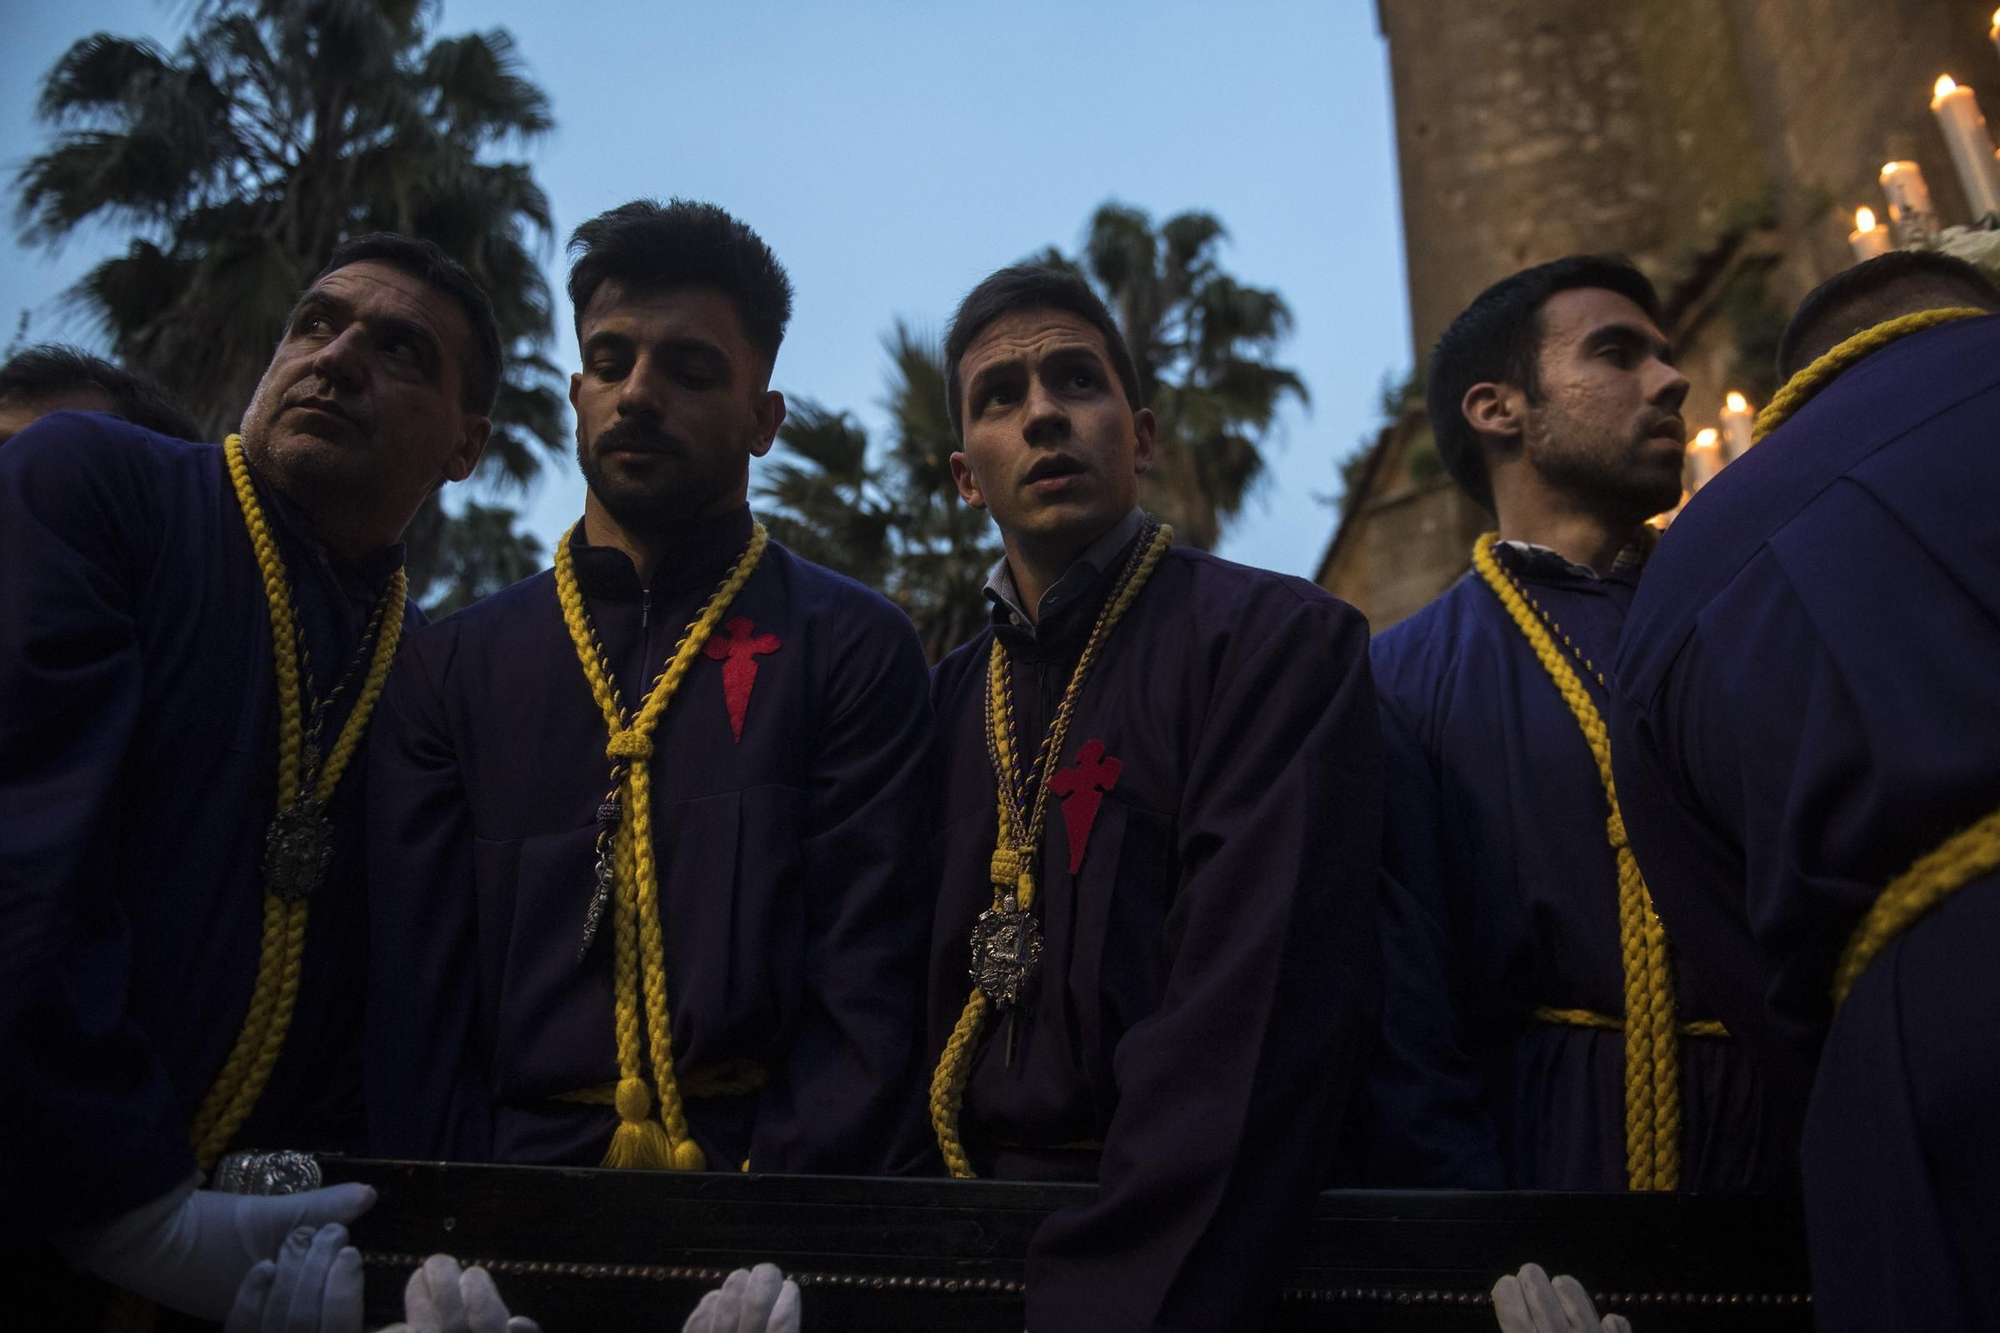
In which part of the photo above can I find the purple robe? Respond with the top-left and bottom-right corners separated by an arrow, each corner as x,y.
0,415 -> 409,1236
1612,314 -> 2000,1331
365,507 -> 934,1175
926,540 -> 1380,1333
1363,546 -> 1792,1190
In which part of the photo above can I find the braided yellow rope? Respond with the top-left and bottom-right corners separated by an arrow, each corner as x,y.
1832,806 -> 2000,1011
1534,1006 -> 1727,1038
1473,534 -> 1680,1191
554,521 -> 766,1171
930,523 -> 1172,1179
1753,308 -> 1988,445
190,438 -> 406,1168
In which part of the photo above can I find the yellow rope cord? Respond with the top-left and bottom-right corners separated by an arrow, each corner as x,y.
930,523 -> 1172,1179
1753,308 -> 1988,444
1534,1006 -> 1727,1038
554,520 -> 766,1171
1473,533 -> 1681,1191
190,438 -> 406,1168
1831,805 -> 2000,1012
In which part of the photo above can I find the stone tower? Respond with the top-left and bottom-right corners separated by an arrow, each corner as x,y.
1321,0 -> 2000,628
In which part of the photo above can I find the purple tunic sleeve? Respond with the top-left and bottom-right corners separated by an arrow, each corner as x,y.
1363,694 -> 1506,1186
0,420 -> 197,1226
1025,592 -> 1381,1332
364,621 -> 495,1160
748,594 -> 934,1174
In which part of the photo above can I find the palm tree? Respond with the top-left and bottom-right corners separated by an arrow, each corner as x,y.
759,324 -> 1001,661
1078,203 -> 1307,550
423,500 -> 544,617
14,0 -> 563,607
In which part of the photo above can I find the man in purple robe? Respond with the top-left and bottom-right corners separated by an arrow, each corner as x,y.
0,234 -> 495,1318
1611,251 -> 2000,1330
924,264 -> 1380,1332
1361,255 -> 1791,1192
366,200 -> 932,1176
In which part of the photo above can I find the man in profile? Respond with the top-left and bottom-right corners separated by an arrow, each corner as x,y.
1,235 -> 494,1317
924,263 -> 1380,1331
1361,255 -> 1789,1193
367,200 -> 933,1177
1612,251 -> 2000,1331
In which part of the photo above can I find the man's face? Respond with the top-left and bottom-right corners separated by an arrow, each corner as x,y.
238,259 -> 487,524
949,308 -> 1155,554
0,388 -> 114,446
569,283 -> 784,534
1520,288 -> 1689,518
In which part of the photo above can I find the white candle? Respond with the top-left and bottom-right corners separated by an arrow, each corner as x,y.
1720,393 -> 1754,460
1931,76 -> 2000,221
1686,428 -> 1723,493
1848,206 -> 1893,262
1880,160 -> 1940,242
1992,10 -> 1999,68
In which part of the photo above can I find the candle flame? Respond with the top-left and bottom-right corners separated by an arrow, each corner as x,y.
1937,75 -> 1960,99
1725,391 -> 1749,413
1691,428 -> 1719,449
1855,206 -> 1877,231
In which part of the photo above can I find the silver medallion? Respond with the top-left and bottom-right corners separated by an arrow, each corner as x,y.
263,801 -> 334,902
968,903 -> 1043,1010
210,1149 -> 323,1195
577,853 -> 615,961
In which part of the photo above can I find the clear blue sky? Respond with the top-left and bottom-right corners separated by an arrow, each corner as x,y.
2,0 -> 1411,579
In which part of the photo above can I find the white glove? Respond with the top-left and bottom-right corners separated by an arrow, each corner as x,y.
681,1264 -> 801,1333
55,1176 -> 377,1320
223,1223 -> 364,1333
378,1253 -> 541,1333
1492,1263 -> 1633,1333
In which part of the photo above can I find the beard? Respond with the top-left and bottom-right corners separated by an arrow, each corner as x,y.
1524,404 -> 1685,523
576,417 -> 745,537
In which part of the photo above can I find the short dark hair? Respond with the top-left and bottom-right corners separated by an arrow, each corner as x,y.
566,199 -> 794,367
0,343 -> 201,441
1426,254 -> 1662,511
1775,250 -> 2000,381
307,232 -> 502,416
943,264 -> 1144,440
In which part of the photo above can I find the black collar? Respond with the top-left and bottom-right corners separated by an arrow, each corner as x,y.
567,504 -> 758,600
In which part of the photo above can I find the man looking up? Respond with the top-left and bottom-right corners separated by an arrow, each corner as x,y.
0,234 -> 494,1317
925,265 -> 1380,1331
367,199 -> 933,1176
1361,255 -> 1791,1192
0,343 -> 201,444
1611,253 -> 2000,1329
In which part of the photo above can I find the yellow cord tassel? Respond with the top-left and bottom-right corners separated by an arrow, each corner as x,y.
190,438 -> 405,1169
555,521 -> 766,1171
929,523 -> 1171,1179
1753,307 -> 1988,445
1473,533 -> 1680,1191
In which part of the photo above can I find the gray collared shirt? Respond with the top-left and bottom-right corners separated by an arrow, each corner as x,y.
983,507 -> 1147,638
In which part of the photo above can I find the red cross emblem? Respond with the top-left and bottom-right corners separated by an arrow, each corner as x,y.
1048,738 -> 1123,874
703,616 -> 781,742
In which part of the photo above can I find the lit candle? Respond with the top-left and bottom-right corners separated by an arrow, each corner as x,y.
1648,492 -> 1687,531
1848,206 -> 1893,262
1931,76 -> 2000,221
1685,428 -> 1723,493
1720,393 -> 1754,460
1880,160 -> 1940,243
1992,10 -> 1999,67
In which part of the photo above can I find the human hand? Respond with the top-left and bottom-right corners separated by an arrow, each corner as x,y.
681,1264 -> 801,1333
378,1253 -> 541,1333
1492,1263 -> 1633,1333
223,1224 -> 363,1333
57,1178 -> 377,1320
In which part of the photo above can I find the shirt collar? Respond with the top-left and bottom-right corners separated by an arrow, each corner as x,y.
984,507 -> 1147,637
1496,527 -> 1654,582
567,503 -> 757,599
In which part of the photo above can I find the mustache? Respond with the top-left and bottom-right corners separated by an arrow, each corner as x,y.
591,419 -> 692,456
284,380 -> 369,430
1640,411 -> 1687,444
